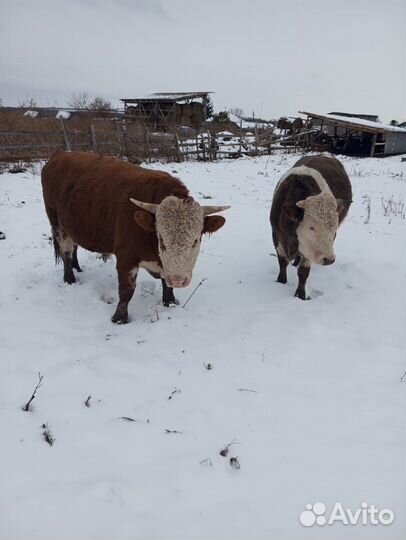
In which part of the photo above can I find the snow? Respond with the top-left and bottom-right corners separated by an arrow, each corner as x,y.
55,110 -> 71,119
23,110 -> 38,118
227,112 -> 272,130
0,153 -> 405,540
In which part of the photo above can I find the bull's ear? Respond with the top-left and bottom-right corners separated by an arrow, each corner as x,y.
336,199 -> 348,220
203,215 -> 226,234
283,204 -> 301,222
134,210 -> 155,232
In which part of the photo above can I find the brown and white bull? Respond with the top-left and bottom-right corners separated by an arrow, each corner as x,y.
41,151 -> 230,323
270,153 -> 352,299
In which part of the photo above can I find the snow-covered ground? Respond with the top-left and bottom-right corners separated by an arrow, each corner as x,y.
0,153 -> 405,540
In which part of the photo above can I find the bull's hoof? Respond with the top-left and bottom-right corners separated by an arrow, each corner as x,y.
111,309 -> 129,324
111,315 -> 129,324
64,273 -> 76,284
276,274 -> 287,284
294,288 -> 310,300
163,298 -> 179,307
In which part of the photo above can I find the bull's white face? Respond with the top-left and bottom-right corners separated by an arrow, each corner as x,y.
296,193 -> 339,265
131,196 -> 230,288
156,197 -> 204,288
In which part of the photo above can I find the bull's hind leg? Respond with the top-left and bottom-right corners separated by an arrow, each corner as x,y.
294,256 -> 311,300
273,231 -> 288,284
54,227 -> 76,284
72,245 -> 82,272
276,245 -> 289,284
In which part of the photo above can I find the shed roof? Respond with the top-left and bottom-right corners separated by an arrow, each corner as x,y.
300,111 -> 406,134
121,92 -> 212,103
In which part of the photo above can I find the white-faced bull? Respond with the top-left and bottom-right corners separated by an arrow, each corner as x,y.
41,151 -> 230,323
270,153 -> 352,299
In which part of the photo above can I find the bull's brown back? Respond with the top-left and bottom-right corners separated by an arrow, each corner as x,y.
41,151 -> 189,255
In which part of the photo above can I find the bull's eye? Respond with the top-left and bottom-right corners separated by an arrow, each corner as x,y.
192,239 -> 198,248
309,226 -> 315,231
159,235 -> 166,251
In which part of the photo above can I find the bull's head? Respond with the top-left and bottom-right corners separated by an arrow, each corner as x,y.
287,193 -> 346,266
130,196 -> 230,287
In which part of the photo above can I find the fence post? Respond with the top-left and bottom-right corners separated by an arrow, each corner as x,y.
175,133 -> 183,162
60,119 -> 71,151
90,124 -> 97,152
255,122 -> 259,156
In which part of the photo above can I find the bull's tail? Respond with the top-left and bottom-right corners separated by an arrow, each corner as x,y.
44,203 -> 61,265
52,227 -> 62,265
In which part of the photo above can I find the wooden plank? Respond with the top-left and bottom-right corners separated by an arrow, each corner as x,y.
369,133 -> 377,157
60,119 -> 71,151
90,124 -> 97,151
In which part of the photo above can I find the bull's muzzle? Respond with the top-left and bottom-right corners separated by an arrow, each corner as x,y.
167,276 -> 190,288
322,256 -> 336,266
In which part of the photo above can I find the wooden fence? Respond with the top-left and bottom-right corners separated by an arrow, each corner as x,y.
0,121 -> 300,163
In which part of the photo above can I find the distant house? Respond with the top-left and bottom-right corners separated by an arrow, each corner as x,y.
300,111 -> 406,156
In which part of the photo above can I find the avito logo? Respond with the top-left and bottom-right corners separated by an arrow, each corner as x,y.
299,502 -> 394,527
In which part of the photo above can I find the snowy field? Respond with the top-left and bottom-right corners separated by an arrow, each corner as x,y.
0,153 -> 405,540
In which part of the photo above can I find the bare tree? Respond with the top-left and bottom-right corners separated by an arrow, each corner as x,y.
68,92 -> 91,110
230,107 -> 244,118
68,93 -> 112,114
88,96 -> 112,113
19,97 -> 37,108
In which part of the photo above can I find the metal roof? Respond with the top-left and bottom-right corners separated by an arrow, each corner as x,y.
121,92 -> 212,103
300,111 -> 406,134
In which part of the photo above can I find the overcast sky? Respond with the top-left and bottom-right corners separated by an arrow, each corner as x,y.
1,0 -> 405,120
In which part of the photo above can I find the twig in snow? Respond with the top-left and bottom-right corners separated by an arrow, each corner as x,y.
168,388 -> 181,400
119,416 -> 137,422
182,278 -> 207,308
237,388 -> 258,393
400,370 -> 406,382
204,362 -> 214,370
200,458 -> 213,467
230,456 -> 240,470
42,423 -> 54,446
220,440 -> 239,457
22,372 -> 44,412
362,194 -> 371,224
84,395 -> 92,408
164,429 -> 182,434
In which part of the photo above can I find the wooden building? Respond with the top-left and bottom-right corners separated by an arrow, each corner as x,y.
300,111 -> 406,157
121,92 -> 212,131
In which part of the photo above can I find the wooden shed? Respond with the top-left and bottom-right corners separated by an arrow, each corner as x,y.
121,92 -> 212,131
300,111 -> 406,157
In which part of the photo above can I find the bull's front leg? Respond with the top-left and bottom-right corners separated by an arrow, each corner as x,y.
112,262 -> 138,324
161,279 -> 178,307
294,256 -> 311,300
